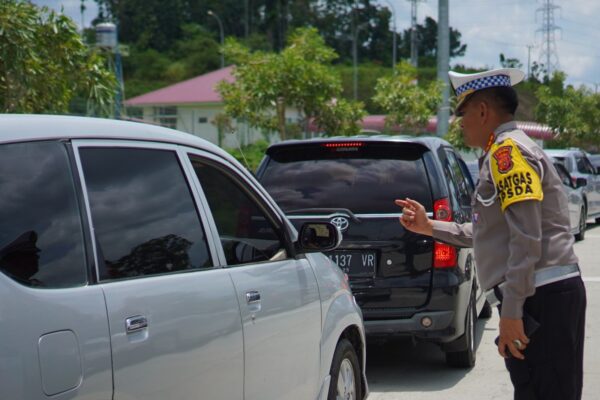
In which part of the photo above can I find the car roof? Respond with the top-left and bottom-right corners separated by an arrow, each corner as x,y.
544,148 -> 584,157
0,114 -> 236,163
266,134 -> 452,153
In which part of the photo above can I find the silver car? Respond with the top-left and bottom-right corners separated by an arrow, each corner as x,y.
0,115 -> 368,400
546,148 -> 600,223
553,162 -> 587,241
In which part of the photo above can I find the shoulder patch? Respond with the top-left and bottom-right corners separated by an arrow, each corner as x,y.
489,138 -> 543,210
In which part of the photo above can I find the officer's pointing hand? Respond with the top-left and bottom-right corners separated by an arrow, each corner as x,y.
498,317 -> 530,360
395,198 -> 433,237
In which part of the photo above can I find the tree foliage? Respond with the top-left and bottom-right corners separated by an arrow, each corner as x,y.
373,61 -> 441,132
398,16 -> 467,66
536,71 -> 600,149
217,27 -> 365,139
0,1 -> 116,114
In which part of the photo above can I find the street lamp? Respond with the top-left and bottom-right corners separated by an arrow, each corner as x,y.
382,0 -> 397,70
207,10 -> 224,68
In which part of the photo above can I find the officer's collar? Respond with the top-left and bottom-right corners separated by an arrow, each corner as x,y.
493,121 -> 517,140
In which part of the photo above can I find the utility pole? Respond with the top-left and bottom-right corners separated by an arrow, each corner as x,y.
80,0 -> 86,31
245,0 -> 249,37
536,0 -> 561,79
382,0 -> 397,70
526,44 -> 534,79
436,0 -> 449,137
408,0 -> 424,67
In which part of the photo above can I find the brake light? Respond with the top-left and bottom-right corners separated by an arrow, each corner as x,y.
322,142 -> 364,148
433,198 -> 457,268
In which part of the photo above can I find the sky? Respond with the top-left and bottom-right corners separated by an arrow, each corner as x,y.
34,0 -> 600,90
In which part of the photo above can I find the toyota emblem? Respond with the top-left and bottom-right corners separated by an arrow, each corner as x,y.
330,216 -> 350,232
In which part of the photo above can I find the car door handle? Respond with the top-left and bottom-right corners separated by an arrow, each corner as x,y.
125,315 -> 148,333
246,291 -> 261,304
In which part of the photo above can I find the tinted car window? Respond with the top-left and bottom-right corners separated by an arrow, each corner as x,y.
554,163 -> 572,187
260,144 -> 433,213
445,150 -> 473,205
80,147 -> 212,280
190,158 -> 285,266
0,141 -> 86,288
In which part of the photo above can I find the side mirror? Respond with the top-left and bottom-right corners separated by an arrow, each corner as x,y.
575,177 -> 588,188
298,222 -> 341,253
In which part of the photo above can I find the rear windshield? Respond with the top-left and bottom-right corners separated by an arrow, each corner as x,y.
259,143 -> 433,214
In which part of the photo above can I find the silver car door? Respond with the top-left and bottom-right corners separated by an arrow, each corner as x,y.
73,140 -> 244,400
0,140 -> 112,400
185,152 -> 323,400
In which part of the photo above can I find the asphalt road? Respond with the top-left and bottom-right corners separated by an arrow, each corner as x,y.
365,222 -> 600,399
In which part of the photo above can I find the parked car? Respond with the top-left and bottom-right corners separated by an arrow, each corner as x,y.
256,136 -> 490,368
545,148 -> 600,223
465,160 -> 479,184
587,153 -> 600,170
552,162 -> 587,241
0,115 -> 368,400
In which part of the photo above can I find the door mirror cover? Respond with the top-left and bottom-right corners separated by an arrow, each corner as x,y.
298,222 -> 341,253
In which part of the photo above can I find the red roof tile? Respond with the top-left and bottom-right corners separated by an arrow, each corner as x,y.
125,66 -> 234,106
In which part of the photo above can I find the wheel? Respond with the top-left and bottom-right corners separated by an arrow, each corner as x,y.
328,339 -> 361,400
575,207 -> 586,241
479,300 -> 493,319
445,290 -> 476,368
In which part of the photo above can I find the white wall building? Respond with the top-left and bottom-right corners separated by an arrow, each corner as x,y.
125,66 -> 300,148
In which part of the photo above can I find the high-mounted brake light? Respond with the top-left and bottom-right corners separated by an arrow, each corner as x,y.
322,142 -> 364,148
433,198 -> 457,268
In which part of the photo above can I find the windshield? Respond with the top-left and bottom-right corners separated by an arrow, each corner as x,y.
259,143 -> 433,214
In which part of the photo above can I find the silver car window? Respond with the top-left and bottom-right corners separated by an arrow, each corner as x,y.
189,157 -> 287,266
0,141 -> 87,288
79,147 -> 213,280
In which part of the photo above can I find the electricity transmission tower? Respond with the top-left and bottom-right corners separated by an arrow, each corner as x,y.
408,0 -> 425,67
536,0 -> 561,78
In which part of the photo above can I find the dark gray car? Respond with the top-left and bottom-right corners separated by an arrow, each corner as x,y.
256,136 -> 490,368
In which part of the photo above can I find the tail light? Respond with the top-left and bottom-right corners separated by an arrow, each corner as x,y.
433,198 -> 457,268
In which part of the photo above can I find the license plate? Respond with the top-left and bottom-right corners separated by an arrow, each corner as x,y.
327,251 -> 377,276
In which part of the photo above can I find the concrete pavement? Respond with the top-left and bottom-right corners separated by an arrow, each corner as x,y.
366,222 -> 600,399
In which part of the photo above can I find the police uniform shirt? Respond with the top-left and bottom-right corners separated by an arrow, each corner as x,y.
431,121 -> 579,319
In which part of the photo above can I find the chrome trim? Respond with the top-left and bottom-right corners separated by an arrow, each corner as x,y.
246,291 -> 261,304
125,315 -> 148,333
288,212 -> 434,219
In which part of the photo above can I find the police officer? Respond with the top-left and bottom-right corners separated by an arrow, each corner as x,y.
396,68 -> 587,400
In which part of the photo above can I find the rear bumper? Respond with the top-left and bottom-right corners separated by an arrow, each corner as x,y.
364,310 -> 455,338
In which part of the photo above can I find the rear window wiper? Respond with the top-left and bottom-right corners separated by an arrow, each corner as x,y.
285,208 -> 361,222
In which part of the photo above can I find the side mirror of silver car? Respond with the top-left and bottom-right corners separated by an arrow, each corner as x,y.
575,177 -> 588,188
298,222 -> 342,253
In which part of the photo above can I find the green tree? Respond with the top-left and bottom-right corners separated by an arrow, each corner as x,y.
535,71 -> 600,149
398,17 -> 466,66
0,1 -> 116,114
499,53 -> 523,69
372,61 -> 441,132
217,27 -> 365,139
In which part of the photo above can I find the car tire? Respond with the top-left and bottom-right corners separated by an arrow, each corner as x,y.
446,290 -> 476,368
328,339 -> 361,400
479,300 -> 493,319
575,207 -> 586,241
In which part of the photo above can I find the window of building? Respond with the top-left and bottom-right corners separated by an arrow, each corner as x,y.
153,106 -> 177,129
79,147 -> 212,280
